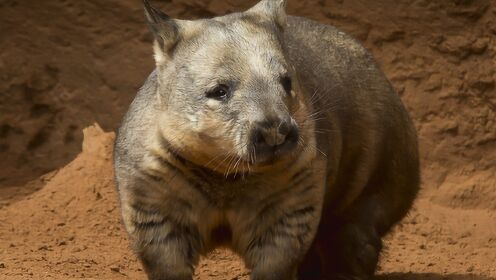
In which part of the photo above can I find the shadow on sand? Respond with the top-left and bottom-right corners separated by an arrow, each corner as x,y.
376,273 -> 495,280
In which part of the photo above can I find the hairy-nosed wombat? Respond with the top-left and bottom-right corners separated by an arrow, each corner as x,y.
113,0 -> 420,279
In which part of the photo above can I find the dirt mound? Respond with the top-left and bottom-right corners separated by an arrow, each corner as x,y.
0,125 -> 139,279
0,125 -> 495,279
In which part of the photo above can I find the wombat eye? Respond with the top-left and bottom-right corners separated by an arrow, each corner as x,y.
206,84 -> 230,101
280,76 -> 292,95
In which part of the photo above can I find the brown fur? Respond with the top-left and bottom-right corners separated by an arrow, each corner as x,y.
114,1 -> 420,279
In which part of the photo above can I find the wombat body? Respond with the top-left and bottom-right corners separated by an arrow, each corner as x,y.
114,1 -> 420,279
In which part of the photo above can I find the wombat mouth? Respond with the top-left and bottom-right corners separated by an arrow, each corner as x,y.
159,129 -> 297,176
249,138 -> 299,166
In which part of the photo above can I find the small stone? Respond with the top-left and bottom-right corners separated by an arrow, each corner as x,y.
110,266 -> 120,273
471,38 -> 489,54
38,245 -> 49,251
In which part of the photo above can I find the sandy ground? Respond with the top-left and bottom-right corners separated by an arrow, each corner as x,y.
0,0 -> 495,279
0,126 -> 495,280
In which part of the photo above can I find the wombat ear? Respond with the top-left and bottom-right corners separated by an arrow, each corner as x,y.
143,0 -> 179,63
247,0 -> 287,28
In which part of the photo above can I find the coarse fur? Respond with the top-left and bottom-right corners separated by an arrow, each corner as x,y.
113,0 -> 420,279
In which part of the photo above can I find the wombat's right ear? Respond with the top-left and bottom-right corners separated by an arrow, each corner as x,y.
247,0 -> 287,29
143,0 -> 179,63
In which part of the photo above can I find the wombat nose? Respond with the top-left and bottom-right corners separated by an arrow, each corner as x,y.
251,119 -> 299,159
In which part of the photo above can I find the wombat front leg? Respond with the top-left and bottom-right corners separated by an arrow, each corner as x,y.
241,205 -> 320,280
317,195 -> 389,280
125,205 -> 201,280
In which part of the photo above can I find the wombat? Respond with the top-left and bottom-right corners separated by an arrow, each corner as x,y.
113,0 -> 420,279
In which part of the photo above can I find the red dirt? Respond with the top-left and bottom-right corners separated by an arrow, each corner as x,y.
0,125 -> 495,279
0,0 -> 495,279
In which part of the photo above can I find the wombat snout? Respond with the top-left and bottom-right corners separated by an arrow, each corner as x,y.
250,117 -> 299,162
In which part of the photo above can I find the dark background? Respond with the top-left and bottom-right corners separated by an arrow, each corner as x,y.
0,0 -> 494,191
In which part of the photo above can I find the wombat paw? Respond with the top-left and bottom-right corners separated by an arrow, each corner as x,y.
334,224 -> 381,278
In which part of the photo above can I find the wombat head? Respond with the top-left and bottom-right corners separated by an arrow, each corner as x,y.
144,0 -> 315,175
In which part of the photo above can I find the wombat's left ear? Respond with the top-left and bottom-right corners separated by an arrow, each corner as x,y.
143,0 -> 178,50
144,0 -> 200,65
247,0 -> 287,28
